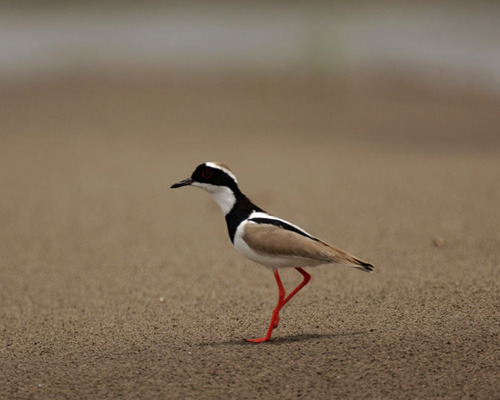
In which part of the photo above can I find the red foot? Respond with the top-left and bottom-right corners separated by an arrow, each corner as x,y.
246,336 -> 271,343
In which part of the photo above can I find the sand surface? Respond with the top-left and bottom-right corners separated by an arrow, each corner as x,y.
1,75 -> 499,399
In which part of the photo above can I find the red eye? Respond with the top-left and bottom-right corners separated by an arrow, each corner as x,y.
201,168 -> 213,179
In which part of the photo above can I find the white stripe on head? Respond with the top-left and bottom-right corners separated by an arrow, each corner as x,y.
205,162 -> 238,183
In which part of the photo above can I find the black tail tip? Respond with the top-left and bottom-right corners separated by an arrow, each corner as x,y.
364,263 -> 375,272
356,260 -> 375,273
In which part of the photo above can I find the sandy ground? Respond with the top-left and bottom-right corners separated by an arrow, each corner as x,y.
0,74 -> 499,399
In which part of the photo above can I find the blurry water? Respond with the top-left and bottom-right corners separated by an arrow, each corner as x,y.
1,2 -> 499,94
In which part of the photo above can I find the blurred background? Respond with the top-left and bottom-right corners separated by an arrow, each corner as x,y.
2,0 -> 500,142
2,0 -> 500,151
1,0 -> 500,94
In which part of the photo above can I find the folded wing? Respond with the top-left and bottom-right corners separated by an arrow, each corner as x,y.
243,218 -> 374,272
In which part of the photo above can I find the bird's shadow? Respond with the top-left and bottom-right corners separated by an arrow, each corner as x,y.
198,331 -> 366,347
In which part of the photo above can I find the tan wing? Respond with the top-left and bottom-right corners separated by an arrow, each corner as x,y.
243,222 -> 374,271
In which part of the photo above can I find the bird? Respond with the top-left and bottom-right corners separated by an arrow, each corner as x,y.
171,162 -> 374,343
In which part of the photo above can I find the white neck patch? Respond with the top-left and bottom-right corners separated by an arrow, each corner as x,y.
192,182 -> 236,216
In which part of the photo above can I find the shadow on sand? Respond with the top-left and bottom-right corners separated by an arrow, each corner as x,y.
198,331 -> 367,347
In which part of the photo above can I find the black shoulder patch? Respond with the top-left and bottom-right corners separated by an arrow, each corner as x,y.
225,195 -> 264,243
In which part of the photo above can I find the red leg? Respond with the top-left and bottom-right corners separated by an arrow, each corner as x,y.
274,268 -> 311,328
282,268 -> 311,307
246,268 -> 285,343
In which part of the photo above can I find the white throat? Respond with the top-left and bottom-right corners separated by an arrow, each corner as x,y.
193,182 -> 236,216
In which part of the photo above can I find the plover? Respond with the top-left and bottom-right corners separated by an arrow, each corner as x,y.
171,162 -> 374,343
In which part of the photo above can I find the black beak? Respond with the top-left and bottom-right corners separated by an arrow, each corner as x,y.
170,178 -> 193,189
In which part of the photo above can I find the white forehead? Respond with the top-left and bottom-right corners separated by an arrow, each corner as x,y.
205,162 -> 237,183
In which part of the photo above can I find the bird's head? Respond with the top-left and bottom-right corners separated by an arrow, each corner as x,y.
171,162 -> 240,215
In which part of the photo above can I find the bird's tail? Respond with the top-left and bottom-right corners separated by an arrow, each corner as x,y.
317,239 -> 375,273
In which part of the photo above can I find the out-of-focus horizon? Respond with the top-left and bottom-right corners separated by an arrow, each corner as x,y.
1,0 -> 500,97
